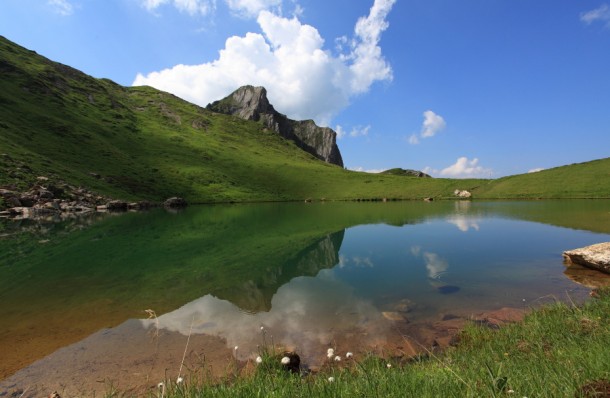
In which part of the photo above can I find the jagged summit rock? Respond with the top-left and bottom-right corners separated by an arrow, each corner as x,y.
207,86 -> 344,167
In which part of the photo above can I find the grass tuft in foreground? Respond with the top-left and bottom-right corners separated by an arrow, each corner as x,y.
109,289 -> 609,398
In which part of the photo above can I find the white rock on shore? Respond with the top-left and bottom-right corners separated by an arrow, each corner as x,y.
563,242 -> 610,275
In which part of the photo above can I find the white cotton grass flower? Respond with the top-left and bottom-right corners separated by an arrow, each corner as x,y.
334,355 -> 341,362
255,356 -> 263,364
234,345 -> 239,351
346,352 -> 353,359
281,356 -> 290,365
327,348 -> 335,358
386,363 -> 392,368
328,376 -> 335,382
260,326 -> 265,331
157,382 -> 164,388
176,376 -> 184,384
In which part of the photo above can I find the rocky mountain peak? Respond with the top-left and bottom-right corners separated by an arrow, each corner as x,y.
227,85 -> 274,121
207,86 -> 344,167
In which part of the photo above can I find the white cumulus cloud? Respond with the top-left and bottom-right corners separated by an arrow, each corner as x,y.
408,110 -> 446,145
133,0 -> 395,125
48,0 -> 74,16
421,110 -> 446,138
424,157 -> 492,178
581,4 -> 610,26
528,167 -> 544,173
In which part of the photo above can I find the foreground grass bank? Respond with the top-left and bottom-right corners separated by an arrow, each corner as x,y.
125,289 -> 609,398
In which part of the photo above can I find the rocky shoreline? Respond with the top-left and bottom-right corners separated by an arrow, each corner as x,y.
0,177 -> 186,220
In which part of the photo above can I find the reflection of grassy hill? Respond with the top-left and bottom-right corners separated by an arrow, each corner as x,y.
1,200 -> 608,377
0,36 -> 481,203
0,201 -> 454,378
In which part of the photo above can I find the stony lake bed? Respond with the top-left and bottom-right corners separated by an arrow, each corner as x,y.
1,200 -> 610,396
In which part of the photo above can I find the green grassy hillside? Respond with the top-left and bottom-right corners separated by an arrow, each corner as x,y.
0,35 -> 608,202
0,36 -> 482,203
475,158 -> 610,199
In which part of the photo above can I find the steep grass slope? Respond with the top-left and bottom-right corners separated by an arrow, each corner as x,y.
0,36 -> 481,203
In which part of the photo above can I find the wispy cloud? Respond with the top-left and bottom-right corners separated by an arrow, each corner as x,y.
581,4 -> 610,27
335,125 -> 347,140
48,0 -> 74,16
528,167 -> 544,173
225,0 -> 282,18
335,124 -> 371,139
350,125 -> 371,137
141,0 -> 216,16
408,110 -> 446,145
424,157 -> 492,178
134,0 -> 395,126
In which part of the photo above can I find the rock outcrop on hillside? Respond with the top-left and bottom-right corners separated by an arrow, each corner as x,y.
207,86 -> 344,167
380,168 -> 432,178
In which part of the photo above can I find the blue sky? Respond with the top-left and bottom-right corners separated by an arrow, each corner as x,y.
1,0 -> 609,177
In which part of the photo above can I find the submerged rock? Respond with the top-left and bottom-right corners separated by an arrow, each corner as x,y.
436,285 -> 460,295
382,311 -> 407,322
563,242 -> 610,275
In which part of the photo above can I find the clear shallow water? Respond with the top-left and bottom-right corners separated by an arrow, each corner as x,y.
1,200 -> 609,395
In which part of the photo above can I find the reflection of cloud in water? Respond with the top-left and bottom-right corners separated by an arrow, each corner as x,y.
454,200 -> 472,212
141,275 -> 391,365
447,216 -> 480,232
423,252 -> 448,279
411,246 -> 451,281
338,255 -> 374,268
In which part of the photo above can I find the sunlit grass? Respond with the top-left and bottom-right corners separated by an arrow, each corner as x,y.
2,36 -> 609,205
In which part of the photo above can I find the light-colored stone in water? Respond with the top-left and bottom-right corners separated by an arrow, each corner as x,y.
382,311 -> 407,322
563,242 -> 610,275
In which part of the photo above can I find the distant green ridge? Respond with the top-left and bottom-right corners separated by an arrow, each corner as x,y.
0,35 -> 608,202
474,158 -> 610,199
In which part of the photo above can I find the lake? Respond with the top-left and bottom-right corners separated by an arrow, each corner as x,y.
1,200 -> 609,396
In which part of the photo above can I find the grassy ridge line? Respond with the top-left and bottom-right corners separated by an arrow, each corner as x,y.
473,158 -> 610,199
1,35 -> 609,202
147,289 -> 610,398
0,36 -> 483,204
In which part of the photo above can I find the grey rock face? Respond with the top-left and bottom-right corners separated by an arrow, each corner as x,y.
207,86 -> 344,167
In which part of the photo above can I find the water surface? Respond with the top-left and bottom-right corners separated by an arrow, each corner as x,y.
1,200 -> 609,396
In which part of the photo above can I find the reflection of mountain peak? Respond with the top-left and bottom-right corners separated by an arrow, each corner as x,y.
217,230 -> 345,312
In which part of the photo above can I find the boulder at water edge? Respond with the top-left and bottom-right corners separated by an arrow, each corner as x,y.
164,197 -> 188,208
563,242 -> 610,274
